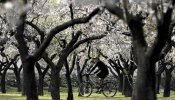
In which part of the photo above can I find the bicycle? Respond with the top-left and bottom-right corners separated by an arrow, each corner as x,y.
78,73 -> 117,97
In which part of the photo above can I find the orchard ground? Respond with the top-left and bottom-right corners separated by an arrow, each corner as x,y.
0,87 -> 175,100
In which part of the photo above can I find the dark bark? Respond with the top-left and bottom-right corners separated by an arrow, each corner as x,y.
122,74 -> 133,97
156,63 -> 164,94
76,57 -> 82,96
121,68 -> 133,96
122,75 -> 125,95
35,63 -> 43,95
1,62 -> 8,93
22,78 -> 26,96
42,52 -> 62,100
122,69 -> 134,97
42,52 -> 61,100
156,74 -> 161,94
163,73 -> 172,97
69,53 -> 76,75
129,18 -> 156,100
38,74 -> 44,96
35,62 -> 50,96
65,59 -> 73,100
13,63 -> 22,92
132,55 -> 156,100
23,60 -> 38,100
67,35 -> 106,54
118,75 -> 123,92
163,62 -> 174,97
119,55 -> 134,97
77,64 -> 82,96
1,70 -> 6,93
50,68 -> 60,100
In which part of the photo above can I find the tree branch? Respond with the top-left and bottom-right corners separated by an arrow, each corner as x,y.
32,7 -> 101,61
64,31 -> 82,51
42,52 -> 56,69
15,8 -> 28,60
25,21 -> 45,42
148,7 -> 173,62
35,62 -> 42,74
80,58 -> 89,74
67,34 -> 106,54
70,52 -> 76,74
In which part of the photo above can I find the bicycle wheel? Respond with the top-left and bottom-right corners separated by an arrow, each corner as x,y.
79,82 -> 93,97
102,82 -> 117,97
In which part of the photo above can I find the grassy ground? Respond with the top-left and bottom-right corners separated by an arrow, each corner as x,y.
0,87 -> 175,100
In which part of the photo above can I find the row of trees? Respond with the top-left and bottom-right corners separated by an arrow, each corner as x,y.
0,0 -> 175,100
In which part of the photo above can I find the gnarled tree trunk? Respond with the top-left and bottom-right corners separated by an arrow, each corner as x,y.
23,60 -> 38,100
50,67 -> 60,100
132,55 -> 156,100
65,59 -> 73,100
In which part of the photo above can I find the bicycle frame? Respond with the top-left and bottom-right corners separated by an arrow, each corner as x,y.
82,74 -> 97,87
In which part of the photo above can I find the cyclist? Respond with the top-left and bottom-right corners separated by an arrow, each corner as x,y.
89,58 -> 109,92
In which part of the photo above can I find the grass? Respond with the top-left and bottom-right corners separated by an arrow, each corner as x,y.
0,87 -> 175,100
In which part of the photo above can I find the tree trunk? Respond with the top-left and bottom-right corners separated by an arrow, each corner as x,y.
122,70 -> 133,97
38,74 -> 44,96
1,72 -> 6,93
50,68 -> 60,100
77,73 -> 83,96
35,62 -> 50,96
76,59 -> 83,96
123,75 -> 132,97
122,75 -> 125,95
13,66 -> 21,92
23,61 -> 38,100
16,73 -> 21,92
0,74 -> 1,91
66,73 -> 73,100
131,55 -> 156,100
22,78 -> 26,96
163,73 -> 172,97
1,61 -> 14,93
124,68 -> 134,97
118,75 -> 123,92
156,74 -> 161,94
65,59 -> 74,100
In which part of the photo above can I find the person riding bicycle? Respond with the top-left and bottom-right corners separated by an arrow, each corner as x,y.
88,58 -> 109,93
